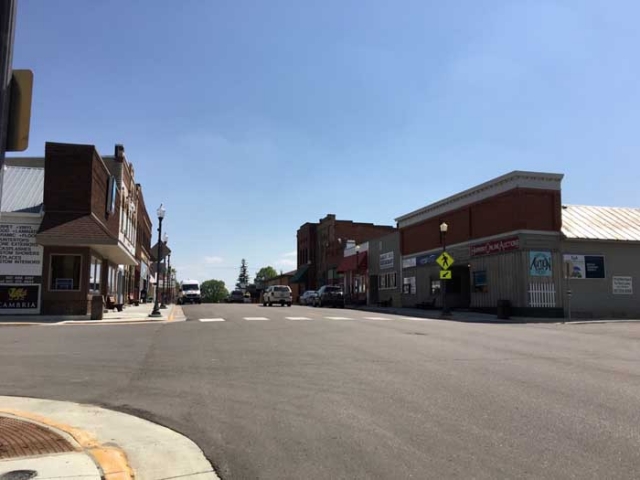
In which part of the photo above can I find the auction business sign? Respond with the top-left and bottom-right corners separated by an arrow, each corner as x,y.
470,236 -> 520,257
529,251 -> 552,277
563,254 -> 606,279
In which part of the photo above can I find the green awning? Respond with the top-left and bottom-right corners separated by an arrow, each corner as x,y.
290,264 -> 309,283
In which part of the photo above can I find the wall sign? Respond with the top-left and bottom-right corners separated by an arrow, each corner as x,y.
612,276 -> 633,295
0,223 -> 43,276
402,257 -> 416,269
417,253 -> 437,266
0,285 -> 39,310
563,254 -> 606,279
380,252 -> 394,270
470,236 -> 520,257
529,251 -> 552,277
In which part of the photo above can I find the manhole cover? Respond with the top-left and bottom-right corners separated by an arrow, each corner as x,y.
0,416 -> 75,460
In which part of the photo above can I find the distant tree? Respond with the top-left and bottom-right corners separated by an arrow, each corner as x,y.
254,266 -> 278,286
200,279 -> 229,303
236,259 -> 250,289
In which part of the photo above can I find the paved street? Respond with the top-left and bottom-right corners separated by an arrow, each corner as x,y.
0,303 -> 639,479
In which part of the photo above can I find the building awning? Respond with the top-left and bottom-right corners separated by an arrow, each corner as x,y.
36,212 -> 138,265
337,252 -> 368,273
290,264 -> 309,283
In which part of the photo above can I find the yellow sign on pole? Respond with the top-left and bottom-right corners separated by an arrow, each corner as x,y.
439,270 -> 452,280
436,251 -> 454,270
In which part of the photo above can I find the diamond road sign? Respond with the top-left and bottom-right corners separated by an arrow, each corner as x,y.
436,252 -> 454,270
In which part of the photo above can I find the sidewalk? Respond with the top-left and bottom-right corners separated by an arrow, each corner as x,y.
0,396 -> 217,479
0,302 -> 186,326
348,305 -> 640,324
347,305 -> 558,324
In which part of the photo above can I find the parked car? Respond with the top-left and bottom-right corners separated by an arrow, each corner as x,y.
263,285 -> 293,307
314,285 -> 345,308
228,290 -> 245,303
300,290 -> 318,305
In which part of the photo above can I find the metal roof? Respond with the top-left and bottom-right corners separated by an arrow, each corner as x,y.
1,166 -> 44,214
562,204 -> 640,242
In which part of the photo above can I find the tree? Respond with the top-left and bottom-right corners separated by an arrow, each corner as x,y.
236,259 -> 250,289
254,266 -> 278,286
200,279 -> 229,303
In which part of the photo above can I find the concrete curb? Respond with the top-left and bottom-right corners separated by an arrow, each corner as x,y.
0,304 -> 187,327
0,396 -> 219,479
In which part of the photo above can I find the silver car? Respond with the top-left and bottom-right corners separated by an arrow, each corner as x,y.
300,290 -> 318,306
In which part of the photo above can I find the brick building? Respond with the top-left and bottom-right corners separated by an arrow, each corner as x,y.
396,170 -> 640,318
291,214 -> 395,292
1,142 -> 152,316
397,171 -> 564,315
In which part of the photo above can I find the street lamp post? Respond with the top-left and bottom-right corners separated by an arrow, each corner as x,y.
160,233 -> 168,309
149,204 -> 166,317
165,253 -> 171,305
440,222 -> 451,318
354,244 -> 360,305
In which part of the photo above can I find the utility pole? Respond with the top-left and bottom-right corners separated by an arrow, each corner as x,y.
0,0 -> 18,214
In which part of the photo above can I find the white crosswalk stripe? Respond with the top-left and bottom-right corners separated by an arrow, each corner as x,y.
325,316 -> 353,320
244,317 -> 270,321
199,318 -> 226,322
286,317 -> 312,321
363,316 -> 392,321
404,317 -> 437,321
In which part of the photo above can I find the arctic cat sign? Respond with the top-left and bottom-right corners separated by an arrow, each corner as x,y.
0,285 -> 39,309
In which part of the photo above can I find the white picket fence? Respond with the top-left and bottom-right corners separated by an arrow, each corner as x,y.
529,283 -> 556,308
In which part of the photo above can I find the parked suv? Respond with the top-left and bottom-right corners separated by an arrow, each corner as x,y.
263,285 -> 293,307
178,280 -> 201,305
315,285 -> 345,308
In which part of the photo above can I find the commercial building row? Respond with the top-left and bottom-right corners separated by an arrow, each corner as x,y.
292,171 -> 640,319
0,142 -> 160,316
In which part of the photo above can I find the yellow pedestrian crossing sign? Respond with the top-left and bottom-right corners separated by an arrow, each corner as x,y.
436,251 -> 454,270
439,270 -> 452,280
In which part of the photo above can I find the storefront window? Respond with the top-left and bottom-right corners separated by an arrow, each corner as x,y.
89,256 -> 102,294
108,266 -> 117,295
379,273 -> 397,290
50,255 -> 81,291
430,279 -> 441,296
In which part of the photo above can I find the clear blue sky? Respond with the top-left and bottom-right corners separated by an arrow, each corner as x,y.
12,0 -> 640,289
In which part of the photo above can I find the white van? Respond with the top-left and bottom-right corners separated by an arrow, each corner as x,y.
179,280 -> 202,304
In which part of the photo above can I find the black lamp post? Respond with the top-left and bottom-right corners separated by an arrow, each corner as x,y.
354,244 -> 360,305
165,252 -> 172,305
149,204 -> 166,317
440,222 -> 451,318
160,233 -> 168,309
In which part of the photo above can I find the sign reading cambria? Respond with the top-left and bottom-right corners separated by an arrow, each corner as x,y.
0,285 -> 39,309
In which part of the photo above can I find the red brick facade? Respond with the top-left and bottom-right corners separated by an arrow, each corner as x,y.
401,188 -> 561,255
297,214 -> 395,289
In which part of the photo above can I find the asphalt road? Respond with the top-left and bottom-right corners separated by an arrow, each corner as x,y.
1,303 -> 639,479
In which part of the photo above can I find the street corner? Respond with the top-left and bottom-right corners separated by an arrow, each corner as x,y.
0,408 -> 130,479
0,396 -> 218,480
167,303 -> 187,322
